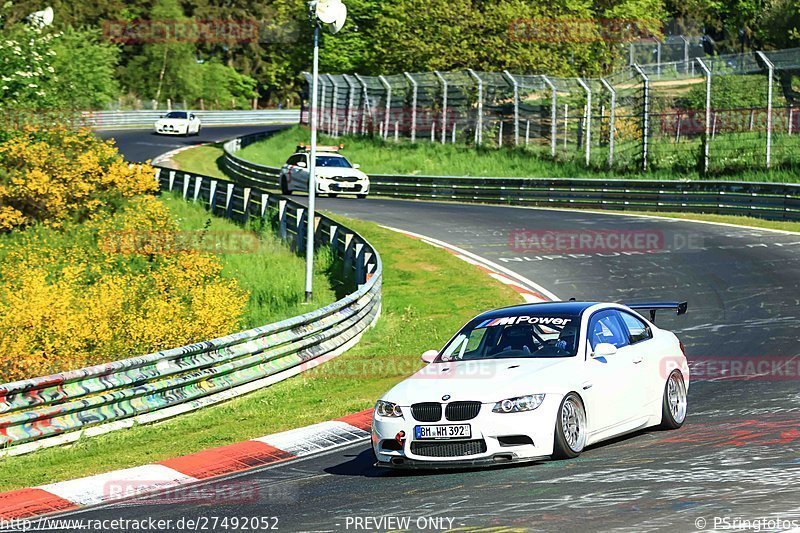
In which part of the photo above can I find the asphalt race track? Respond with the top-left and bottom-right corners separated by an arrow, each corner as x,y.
62,128 -> 800,532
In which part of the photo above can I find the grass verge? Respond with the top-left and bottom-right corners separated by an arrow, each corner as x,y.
160,193 -> 337,327
169,143 -> 227,179
237,125 -> 799,183
0,217 -> 521,491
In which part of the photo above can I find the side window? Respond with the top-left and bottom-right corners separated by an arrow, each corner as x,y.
619,312 -> 652,344
587,311 -> 630,351
287,155 -> 301,166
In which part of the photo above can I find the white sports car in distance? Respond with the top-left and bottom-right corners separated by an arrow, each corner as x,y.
279,145 -> 369,198
154,111 -> 201,136
372,301 -> 689,468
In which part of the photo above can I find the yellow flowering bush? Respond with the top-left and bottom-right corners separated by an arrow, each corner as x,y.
0,126 -> 157,231
0,197 -> 249,382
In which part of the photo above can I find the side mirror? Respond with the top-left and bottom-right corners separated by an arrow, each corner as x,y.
592,343 -> 617,358
190,114 -> 195,119
297,161 -> 307,168
421,350 -> 438,364
353,163 -> 361,169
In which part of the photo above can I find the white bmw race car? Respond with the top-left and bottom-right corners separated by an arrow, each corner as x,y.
372,301 -> 689,468
154,111 -> 201,136
279,145 -> 370,198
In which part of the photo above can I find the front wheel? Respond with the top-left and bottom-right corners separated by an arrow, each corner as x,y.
357,194 -> 367,199
328,193 -> 338,198
552,393 -> 587,459
660,370 -> 688,429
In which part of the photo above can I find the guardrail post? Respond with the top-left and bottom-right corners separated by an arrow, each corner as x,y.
259,193 -> 269,217
633,64 -> 650,171
379,75 -> 392,140
182,174 -> 191,199
242,187 -> 252,218
209,180 -> 218,212
467,69 -> 483,146
343,232 -> 354,273
503,70 -> 520,146
404,72 -> 418,142
168,170 -> 176,191
296,207 -> 306,251
224,183 -> 235,219
697,58 -> 712,175
577,78 -> 592,165
756,51 -> 774,169
355,242 -> 366,286
434,71 -> 447,144
193,176 -> 203,202
278,199 -> 287,240
329,224 -> 339,256
600,78 -> 616,167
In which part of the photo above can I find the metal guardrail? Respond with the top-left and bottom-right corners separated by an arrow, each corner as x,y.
82,109 -> 301,129
222,131 -> 800,221
0,167 -> 381,456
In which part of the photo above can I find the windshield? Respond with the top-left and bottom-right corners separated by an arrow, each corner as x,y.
316,155 -> 352,168
165,111 -> 188,119
436,314 -> 581,362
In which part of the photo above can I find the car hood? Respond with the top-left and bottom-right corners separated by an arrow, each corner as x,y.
383,357 -> 578,405
315,167 -> 368,179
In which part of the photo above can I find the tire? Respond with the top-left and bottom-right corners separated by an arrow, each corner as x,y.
552,393 -> 587,459
660,370 -> 688,429
329,193 -> 338,198
357,194 -> 367,199
280,176 -> 291,196
195,126 -> 202,136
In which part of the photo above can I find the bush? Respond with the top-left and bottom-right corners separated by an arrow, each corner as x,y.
0,127 -> 157,231
0,196 -> 249,382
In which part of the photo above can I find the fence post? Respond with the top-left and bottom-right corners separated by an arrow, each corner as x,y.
378,75 -> 392,140
680,36 -> 690,75
633,64 -> 650,172
326,74 -> 338,136
433,71 -> 448,144
467,69 -> 483,146
354,74 -> 371,135
600,78 -> 616,167
697,58 -> 712,175
503,70 -> 520,146
345,75 -> 356,135
577,78 -> 592,165
542,76 -> 557,157
404,72 -> 418,142
318,78 -> 326,132
756,51 -> 774,169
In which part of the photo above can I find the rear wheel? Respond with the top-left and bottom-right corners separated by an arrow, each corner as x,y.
552,393 -> 586,459
660,370 -> 687,429
280,176 -> 291,195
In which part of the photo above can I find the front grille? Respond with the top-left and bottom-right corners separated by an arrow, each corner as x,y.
411,402 -> 442,422
445,401 -> 481,421
411,439 -> 487,458
334,175 -> 359,182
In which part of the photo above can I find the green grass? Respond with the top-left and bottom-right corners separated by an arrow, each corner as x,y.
237,125 -> 799,183
0,218 -> 520,491
160,194 -> 337,327
169,143 -> 227,179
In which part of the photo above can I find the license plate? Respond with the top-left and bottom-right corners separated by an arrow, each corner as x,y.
414,424 -> 471,440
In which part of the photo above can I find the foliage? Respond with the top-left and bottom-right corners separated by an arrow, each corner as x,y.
50,27 -> 121,110
0,196 -> 249,382
0,127 -> 157,231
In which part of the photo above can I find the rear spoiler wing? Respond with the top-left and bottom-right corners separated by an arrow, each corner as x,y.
625,301 -> 688,323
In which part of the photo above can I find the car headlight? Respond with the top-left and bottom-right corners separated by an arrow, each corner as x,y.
492,394 -> 545,413
375,400 -> 403,418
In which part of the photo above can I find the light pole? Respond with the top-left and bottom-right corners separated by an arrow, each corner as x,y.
305,0 -> 346,302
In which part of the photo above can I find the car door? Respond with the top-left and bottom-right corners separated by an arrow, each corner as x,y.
583,310 -> 639,435
618,311 -> 655,416
291,154 -> 309,192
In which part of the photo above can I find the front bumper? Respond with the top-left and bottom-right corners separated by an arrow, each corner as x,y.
371,396 -> 561,468
316,178 -> 369,195
154,124 -> 188,135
